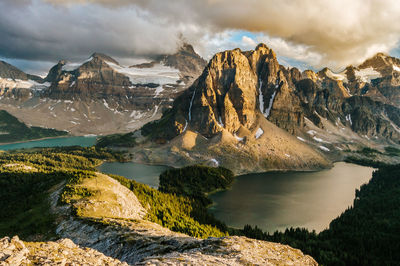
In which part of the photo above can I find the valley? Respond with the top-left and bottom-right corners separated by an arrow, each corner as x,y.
0,41 -> 400,265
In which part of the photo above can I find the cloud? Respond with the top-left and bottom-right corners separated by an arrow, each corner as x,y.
0,0 -> 207,63
2,0 -> 400,71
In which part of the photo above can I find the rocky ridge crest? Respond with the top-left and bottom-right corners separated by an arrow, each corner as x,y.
0,171 -> 318,265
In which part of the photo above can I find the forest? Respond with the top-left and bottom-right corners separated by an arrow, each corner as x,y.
0,147 -> 228,240
0,110 -> 67,143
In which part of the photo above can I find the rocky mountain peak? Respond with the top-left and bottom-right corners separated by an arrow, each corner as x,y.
90,52 -> 119,65
178,42 -> 196,54
358,52 -> 400,76
0,60 -> 29,80
158,43 -> 207,84
143,43 -> 301,139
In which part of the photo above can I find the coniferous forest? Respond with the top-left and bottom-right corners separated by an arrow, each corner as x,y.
236,164 -> 400,266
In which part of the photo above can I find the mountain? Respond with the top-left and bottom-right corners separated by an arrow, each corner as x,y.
0,110 -> 67,143
0,44 -> 206,135
0,61 -> 50,99
116,44 -> 400,173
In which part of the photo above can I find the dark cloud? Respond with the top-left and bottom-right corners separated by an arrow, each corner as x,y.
0,0 -> 205,63
1,0 -> 400,71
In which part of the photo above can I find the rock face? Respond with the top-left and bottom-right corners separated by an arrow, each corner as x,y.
0,44 -> 206,135
128,43 -> 400,172
143,44 -> 400,143
0,236 -> 128,265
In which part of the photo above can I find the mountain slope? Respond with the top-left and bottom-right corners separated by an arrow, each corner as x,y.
0,44 -> 206,135
127,44 -> 330,173
113,43 -> 400,173
0,110 -> 67,143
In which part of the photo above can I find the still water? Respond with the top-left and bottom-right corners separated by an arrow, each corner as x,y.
98,162 -> 170,188
4,134 -> 373,233
208,162 -> 374,233
0,136 -> 98,150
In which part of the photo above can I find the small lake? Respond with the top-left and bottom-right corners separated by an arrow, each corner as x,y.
98,162 -> 170,188
208,162 -> 374,233
0,136 -> 98,150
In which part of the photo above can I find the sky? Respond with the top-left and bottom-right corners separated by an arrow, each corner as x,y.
1,0 -> 400,75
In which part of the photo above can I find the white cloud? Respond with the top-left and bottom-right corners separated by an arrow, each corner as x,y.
241,36 -> 257,47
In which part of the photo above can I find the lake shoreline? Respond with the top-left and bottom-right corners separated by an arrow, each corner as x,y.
0,135 -> 98,150
208,162 -> 374,233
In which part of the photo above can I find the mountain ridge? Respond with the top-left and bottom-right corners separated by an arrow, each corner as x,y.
0,44 -> 207,135
115,43 -> 400,173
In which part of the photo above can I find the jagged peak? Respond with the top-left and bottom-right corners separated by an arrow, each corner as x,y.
89,52 -> 119,65
255,43 -> 270,51
178,42 -> 196,54
57,60 -> 67,65
0,60 -> 29,80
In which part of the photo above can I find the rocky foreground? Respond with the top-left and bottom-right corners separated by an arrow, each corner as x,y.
0,172 -> 317,265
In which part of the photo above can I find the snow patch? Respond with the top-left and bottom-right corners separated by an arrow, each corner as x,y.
210,158 -> 219,166
234,134 -> 244,141
258,80 -> 264,113
307,130 -> 317,136
325,69 -> 348,82
319,146 -> 330,152
188,89 -> 196,121
182,119 -> 188,132
151,103 -> 161,118
297,136 -> 306,142
62,57 -> 93,71
106,61 -> 180,86
313,136 -> 324,142
218,116 -> 224,127
154,86 -> 164,97
355,67 -> 381,83
345,114 -> 352,125
265,90 -> 277,118
130,110 -> 145,119
255,128 -> 264,139
0,78 -> 50,91
393,65 -> 400,72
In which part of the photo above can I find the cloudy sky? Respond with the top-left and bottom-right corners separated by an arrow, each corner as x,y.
1,0 -> 400,75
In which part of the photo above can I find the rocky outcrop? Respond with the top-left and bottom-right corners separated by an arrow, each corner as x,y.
0,236 -> 128,265
154,43 -> 207,84
47,172 -> 318,265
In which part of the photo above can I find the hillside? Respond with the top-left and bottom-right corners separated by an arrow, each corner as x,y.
0,147 -> 316,265
0,110 -> 67,143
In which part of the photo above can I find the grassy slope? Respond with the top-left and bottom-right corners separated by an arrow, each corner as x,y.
0,110 -> 67,143
0,147 -> 120,241
0,147 -> 227,241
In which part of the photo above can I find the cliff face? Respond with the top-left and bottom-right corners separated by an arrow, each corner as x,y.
144,44 -> 400,144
